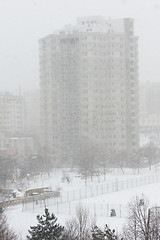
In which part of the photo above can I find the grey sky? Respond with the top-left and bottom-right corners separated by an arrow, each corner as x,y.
0,0 -> 160,92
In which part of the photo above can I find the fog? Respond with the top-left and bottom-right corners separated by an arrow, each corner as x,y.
1,1 -> 160,238
0,0 -> 160,92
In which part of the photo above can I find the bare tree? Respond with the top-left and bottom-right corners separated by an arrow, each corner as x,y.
149,206 -> 160,239
141,143 -> 158,170
77,138 -> 99,185
0,155 -> 16,188
123,194 -> 160,240
0,213 -> 19,240
63,204 -> 121,240
63,204 -> 92,240
112,150 -> 127,174
99,147 -> 111,181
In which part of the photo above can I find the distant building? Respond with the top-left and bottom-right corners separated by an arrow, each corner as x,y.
40,16 -> 139,164
139,82 -> 160,146
140,82 -> 160,117
23,90 -> 40,137
139,82 -> 160,133
0,136 -> 34,157
0,92 -> 24,136
0,92 -> 39,157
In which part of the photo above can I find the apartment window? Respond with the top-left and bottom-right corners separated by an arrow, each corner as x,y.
82,52 -> 87,56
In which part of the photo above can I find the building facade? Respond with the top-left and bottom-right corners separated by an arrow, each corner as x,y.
0,137 -> 34,158
23,89 -> 40,137
0,92 -> 24,136
40,16 -> 139,164
139,82 -> 160,133
139,82 -> 160,146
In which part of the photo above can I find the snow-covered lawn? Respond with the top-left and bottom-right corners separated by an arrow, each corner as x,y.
5,167 -> 160,239
10,166 -> 160,194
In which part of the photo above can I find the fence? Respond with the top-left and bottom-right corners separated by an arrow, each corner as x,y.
22,198 -> 127,218
53,173 -> 160,204
21,173 -> 160,216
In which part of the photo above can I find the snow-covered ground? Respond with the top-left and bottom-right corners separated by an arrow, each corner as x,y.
9,166 -> 160,194
5,167 -> 160,239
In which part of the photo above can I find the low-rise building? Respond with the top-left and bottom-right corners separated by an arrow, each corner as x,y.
0,92 -> 24,136
0,136 -> 34,157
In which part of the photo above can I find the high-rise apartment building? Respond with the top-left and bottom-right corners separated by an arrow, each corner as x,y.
40,16 -> 139,164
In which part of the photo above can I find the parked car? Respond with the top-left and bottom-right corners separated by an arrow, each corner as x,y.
10,190 -> 24,199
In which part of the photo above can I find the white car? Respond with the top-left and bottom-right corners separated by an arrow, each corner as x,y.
10,190 -> 24,199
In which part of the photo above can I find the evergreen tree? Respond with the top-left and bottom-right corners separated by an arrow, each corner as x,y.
27,208 -> 64,240
104,224 -> 118,239
92,224 -> 119,240
92,225 -> 105,239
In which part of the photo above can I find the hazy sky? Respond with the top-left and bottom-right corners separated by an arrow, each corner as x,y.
0,0 -> 160,92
